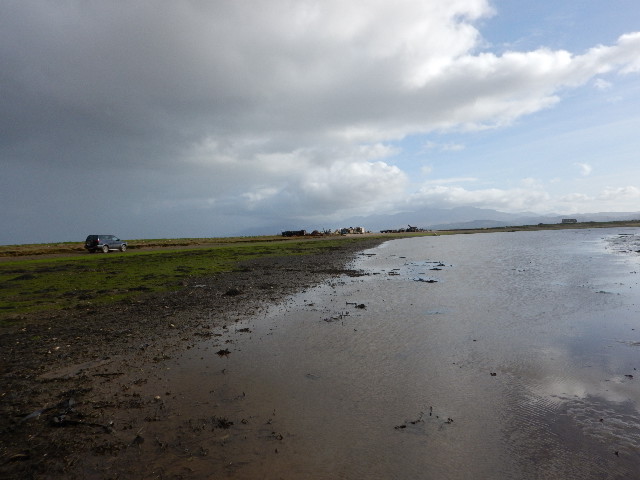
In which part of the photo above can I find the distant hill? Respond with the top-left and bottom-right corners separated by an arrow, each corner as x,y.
337,207 -> 640,232
427,211 -> 640,231
232,207 -> 640,236
338,206 -> 521,231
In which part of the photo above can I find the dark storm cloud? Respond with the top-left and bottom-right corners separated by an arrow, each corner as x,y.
1,1 -> 639,244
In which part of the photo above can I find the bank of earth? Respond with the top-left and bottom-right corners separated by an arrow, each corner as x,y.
0,237 -> 386,479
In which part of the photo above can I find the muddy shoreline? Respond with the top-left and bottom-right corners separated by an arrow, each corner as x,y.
0,238 -> 387,479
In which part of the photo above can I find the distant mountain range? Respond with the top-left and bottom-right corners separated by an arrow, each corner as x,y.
340,207 -> 640,232
234,207 -> 640,236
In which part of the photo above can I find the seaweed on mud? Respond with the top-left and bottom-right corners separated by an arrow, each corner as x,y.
214,417 -> 234,429
223,287 -> 243,296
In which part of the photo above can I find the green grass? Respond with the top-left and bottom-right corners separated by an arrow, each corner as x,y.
0,235 -> 288,257
0,237 -> 379,325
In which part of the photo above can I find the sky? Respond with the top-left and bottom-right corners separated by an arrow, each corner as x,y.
1,0 -> 640,244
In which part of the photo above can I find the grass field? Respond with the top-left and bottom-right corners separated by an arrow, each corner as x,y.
0,236 -> 389,324
0,235 -> 289,257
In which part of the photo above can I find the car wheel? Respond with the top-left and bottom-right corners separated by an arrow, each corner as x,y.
102,245 -> 109,253
120,244 -> 127,252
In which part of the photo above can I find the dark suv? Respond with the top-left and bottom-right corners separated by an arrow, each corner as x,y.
84,235 -> 127,253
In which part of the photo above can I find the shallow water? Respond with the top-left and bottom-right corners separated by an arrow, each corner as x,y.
129,228 -> 640,479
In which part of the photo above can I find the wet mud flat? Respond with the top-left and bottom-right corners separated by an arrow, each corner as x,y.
0,238 -> 386,479
114,228 -> 640,480
4,229 -> 640,479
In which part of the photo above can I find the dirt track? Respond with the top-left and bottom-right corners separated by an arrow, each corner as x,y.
0,238 -> 386,479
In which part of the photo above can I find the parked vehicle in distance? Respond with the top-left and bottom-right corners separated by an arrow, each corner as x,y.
84,235 -> 127,253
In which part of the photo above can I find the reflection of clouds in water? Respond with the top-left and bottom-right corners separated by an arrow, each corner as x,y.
504,365 -> 640,475
526,342 -> 639,406
564,396 -> 640,453
517,341 -> 640,457
538,377 -> 589,401
534,374 -> 637,406
355,230 -> 640,477
502,388 -> 637,478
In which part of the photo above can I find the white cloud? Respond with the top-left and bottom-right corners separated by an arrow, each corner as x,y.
618,33 -> 640,73
554,187 -> 640,213
420,165 -> 434,175
593,78 -> 612,90
520,177 -> 541,187
355,143 -> 402,161
298,160 -> 408,215
241,187 -> 281,209
599,186 -> 640,200
442,143 -> 466,152
6,1 -> 639,163
422,177 -> 478,185
559,193 -> 591,203
574,163 -> 593,176
422,141 -> 466,152
406,181 -> 640,215
410,184 -> 551,212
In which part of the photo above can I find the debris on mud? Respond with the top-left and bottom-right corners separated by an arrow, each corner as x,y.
214,416 -> 234,429
345,301 -> 366,309
395,409 -> 454,431
224,287 -> 243,296
394,412 -> 425,430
